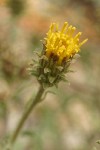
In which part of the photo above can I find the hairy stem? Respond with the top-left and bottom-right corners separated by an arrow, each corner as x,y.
10,85 -> 44,145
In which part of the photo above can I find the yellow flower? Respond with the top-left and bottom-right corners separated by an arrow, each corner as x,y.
44,22 -> 88,64
30,22 -> 88,87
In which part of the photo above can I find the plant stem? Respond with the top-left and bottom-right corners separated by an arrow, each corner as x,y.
10,85 -> 44,145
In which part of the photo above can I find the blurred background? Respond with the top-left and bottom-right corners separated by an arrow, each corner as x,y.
0,0 -> 100,150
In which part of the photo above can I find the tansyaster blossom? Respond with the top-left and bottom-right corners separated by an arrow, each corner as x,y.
45,22 -> 87,65
30,22 -> 88,88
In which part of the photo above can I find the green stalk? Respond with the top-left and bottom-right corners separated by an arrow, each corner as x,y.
10,85 -> 44,145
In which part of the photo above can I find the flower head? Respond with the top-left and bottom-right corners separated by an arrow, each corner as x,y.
45,22 -> 87,65
30,22 -> 88,88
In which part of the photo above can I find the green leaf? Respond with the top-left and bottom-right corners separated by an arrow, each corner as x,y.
48,76 -> 55,83
64,67 -> 74,73
44,68 -> 50,74
59,74 -> 68,82
33,51 -> 41,57
38,74 -> 45,80
39,55 -> 48,61
73,54 -> 80,59
31,70 -> 38,76
56,66 -> 63,71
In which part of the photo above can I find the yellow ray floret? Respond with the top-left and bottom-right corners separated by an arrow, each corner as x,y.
44,22 -> 88,64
